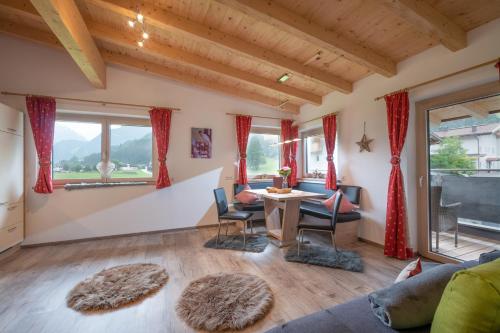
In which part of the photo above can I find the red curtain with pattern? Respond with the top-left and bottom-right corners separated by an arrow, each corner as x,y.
322,114 -> 337,190
26,96 -> 56,194
289,125 -> 299,186
236,115 -> 252,185
384,91 -> 413,260
281,120 -> 293,169
149,108 -> 172,189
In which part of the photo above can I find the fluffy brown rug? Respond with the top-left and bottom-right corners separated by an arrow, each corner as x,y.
67,263 -> 168,312
176,272 -> 273,331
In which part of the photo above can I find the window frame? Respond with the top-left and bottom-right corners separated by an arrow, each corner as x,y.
301,127 -> 332,180
52,113 -> 156,186
246,126 -> 281,180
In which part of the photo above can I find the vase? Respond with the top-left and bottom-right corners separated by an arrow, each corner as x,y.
282,176 -> 288,189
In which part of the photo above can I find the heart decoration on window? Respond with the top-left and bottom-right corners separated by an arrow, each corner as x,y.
96,161 -> 116,178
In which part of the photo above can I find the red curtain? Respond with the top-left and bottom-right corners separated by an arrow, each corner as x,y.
496,60 -> 500,80
26,96 -> 56,194
289,125 -> 299,186
384,91 -> 413,260
149,108 -> 172,189
322,114 -> 337,190
281,119 -> 292,168
236,115 -> 252,185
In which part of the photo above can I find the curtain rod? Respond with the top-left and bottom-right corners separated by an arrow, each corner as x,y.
0,91 -> 182,111
374,57 -> 500,101
295,111 -> 338,126
225,112 -> 293,121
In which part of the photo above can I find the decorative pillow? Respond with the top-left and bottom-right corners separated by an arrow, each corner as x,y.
322,190 -> 357,213
234,185 -> 258,204
368,263 -> 464,329
431,259 -> 500,333
394,257 -> 423,283
478,249 -> 500,264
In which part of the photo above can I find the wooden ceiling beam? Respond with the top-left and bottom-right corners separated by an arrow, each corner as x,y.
0,0 -> 319,105
87,22 -> 321,105
86,0 -> 352,94
0,20 -> 300,113
215,0 -> 397,77
377,0 -> 466,51
30,0 -> 106,88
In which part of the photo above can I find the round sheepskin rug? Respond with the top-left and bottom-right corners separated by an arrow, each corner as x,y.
176,273 -> 273,331
67,263 -> 168,312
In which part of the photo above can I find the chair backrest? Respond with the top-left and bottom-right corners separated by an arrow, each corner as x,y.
330,192 -> 343,232
213,187 -> 229,217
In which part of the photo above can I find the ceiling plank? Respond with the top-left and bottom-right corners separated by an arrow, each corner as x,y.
455,104 -> 489,119
86,0 -> 353,93
215,0 -> 397,77
87,22 -> 322,105
0,19 -> 300,113
377,0 -> 467,51
1,0 -> 321,105
30,0 -> 106,88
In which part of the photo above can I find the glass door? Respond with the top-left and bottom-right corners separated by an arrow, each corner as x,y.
425,94 -> 500,261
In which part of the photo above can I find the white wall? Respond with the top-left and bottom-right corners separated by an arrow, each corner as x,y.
299,18 -> 500,248
0,34 -> 292,245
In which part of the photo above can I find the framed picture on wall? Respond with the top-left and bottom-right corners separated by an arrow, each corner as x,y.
191,128 -> 212,159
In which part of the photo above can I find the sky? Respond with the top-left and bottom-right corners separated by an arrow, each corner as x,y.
56,121 -> 124,141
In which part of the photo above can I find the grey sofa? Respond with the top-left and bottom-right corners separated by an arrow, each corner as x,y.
265,260 -> 478,333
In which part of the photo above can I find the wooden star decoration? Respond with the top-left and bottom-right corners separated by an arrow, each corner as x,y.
356,134 -> 373,152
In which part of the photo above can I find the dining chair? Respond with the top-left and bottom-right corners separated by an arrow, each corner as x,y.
297,191 -> 343,255
213,187 -> 254,248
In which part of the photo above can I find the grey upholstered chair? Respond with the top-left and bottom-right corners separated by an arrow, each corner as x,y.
213,187 -> 254,248
297,191 -> 343,255
430,186 -> 461,250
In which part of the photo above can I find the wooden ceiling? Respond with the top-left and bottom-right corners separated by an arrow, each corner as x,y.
1,0 -> 499,114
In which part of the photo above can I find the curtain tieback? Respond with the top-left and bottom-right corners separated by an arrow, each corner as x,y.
158,158 -> 167,164
39,161 -> 51,167
326,155 -> 333,162
240,153 -> 247,159
390,155 -> 401,165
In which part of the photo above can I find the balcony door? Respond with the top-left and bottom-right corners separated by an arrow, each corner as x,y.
416,82 -> 500,263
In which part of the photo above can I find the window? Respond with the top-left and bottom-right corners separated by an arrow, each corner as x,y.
302,128 -> 337,179
246,130 -> 280,178
52,115 -> 155,184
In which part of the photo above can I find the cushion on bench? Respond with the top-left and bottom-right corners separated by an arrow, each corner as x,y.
300,201 -> 361,223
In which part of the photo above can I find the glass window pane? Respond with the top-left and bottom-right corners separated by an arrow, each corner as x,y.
247,133 -> 280,176
53,120 -> 102,180
110,124 -> 153,179
305,135 -> 328,174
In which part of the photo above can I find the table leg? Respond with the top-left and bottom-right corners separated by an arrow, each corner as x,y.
264,198 -> 300,247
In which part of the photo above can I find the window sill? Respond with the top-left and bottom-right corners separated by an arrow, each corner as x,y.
299,178 -> 326,183
57,181 -> 154,191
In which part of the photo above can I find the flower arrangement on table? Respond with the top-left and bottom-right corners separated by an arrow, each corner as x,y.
278,166 -> 291,178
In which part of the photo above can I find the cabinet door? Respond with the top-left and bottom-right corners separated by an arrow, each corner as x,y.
0,223 -> 23,253
0,103 -> 23,136
0,131 -> 23,204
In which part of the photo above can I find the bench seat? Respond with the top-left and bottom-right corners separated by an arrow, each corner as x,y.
233,201 -> 264,212
299,201 -> 362,223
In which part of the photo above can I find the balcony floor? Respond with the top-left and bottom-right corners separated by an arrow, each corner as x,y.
431,231 -> 500,261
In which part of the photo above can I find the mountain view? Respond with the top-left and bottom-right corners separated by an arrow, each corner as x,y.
53,122 -> 153,180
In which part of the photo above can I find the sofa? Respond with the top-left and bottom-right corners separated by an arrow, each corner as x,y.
265,260 -> 480,333
233,181 -> 362,224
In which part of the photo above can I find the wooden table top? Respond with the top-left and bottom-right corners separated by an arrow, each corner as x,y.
246,189 -> 325,201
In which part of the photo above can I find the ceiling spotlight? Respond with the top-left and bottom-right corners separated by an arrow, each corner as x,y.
127,20 -> 135,28
137,40 -> 144,47
142,31 -> 149,39
137,13 -> 144,23
277,73 -> 290,83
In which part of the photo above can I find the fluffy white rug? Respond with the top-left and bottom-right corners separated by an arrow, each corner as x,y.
176,272 -> 273,331
67,263 -> 168,312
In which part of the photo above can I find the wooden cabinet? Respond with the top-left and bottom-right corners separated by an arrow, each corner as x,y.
0,103 -> 24,252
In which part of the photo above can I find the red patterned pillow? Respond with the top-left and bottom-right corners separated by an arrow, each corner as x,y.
395,257 -> 422,283
234,185 -> 258,204
322,190 -> 357,213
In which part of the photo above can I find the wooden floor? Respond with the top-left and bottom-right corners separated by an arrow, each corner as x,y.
431,231 -> 499,261
0,226 -> 408,333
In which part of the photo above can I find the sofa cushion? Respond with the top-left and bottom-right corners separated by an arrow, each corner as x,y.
368,263 -> 464,329
323,190 -> 357,213
234,185 -> 258,204
265,296 -> 430,333
300,201 -> 361,222
431,259 -> 500,333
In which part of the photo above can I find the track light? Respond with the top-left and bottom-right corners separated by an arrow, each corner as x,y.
127,20 -> 135,28
142,32 -> 149,39
137,40 -> 144,47
137,13 -> 144,23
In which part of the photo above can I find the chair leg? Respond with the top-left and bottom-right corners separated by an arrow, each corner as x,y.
330,231 -> 337,252
225,222 -> 229,236
216,220 -> 222,248
242,220 -> 247,248
297,229 -> 302,255
250,220 -> 254,234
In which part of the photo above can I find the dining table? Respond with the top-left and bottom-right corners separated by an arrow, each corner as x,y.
245,188 -> 324,247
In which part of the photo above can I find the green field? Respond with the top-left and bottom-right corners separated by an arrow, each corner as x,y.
247,156 -> 279,176
54,169 -> 151,180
